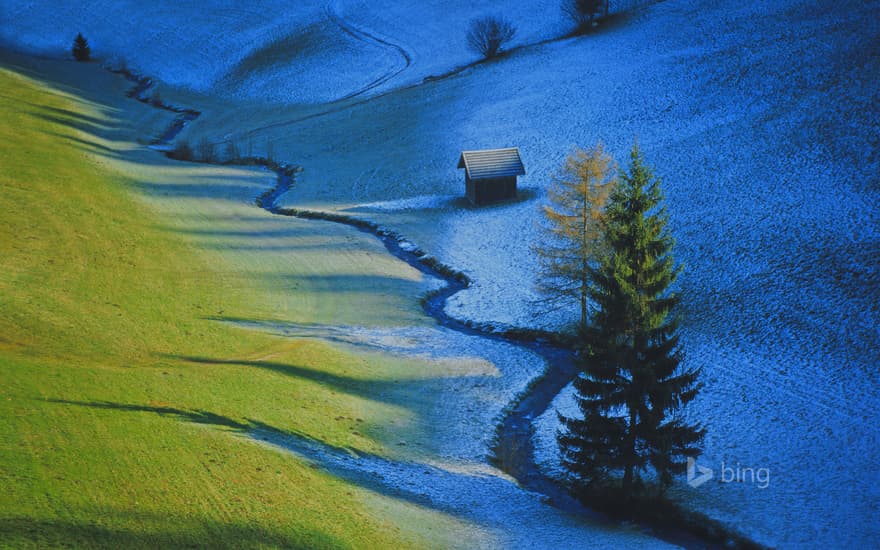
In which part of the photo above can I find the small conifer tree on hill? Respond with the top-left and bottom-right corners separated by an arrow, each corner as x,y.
72,33 -> 90,62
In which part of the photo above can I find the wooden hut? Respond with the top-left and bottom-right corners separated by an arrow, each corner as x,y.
457,148 -> 525,206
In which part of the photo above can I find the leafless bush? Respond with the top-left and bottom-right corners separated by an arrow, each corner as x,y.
223,141 -> 240,164
562,0 -> 606,31
169,140 -> 193,161
103,55 -> 128,73
266,139 -> 275,163
466,15 -> 517,59
197,137 -> 215,163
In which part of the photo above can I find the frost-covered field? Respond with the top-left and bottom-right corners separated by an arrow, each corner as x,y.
235,321 -> 675,549
276,1 -> 878,546
5,0 -> 878,546
2,0 -> 578,102
2,0 -> 403,102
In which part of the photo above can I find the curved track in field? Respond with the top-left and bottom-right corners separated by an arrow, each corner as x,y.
325,0 -> 413,101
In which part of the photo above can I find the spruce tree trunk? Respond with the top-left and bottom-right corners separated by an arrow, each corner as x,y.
622,407 -> 637,495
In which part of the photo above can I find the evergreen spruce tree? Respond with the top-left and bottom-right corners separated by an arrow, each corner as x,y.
72,33 -> 91,62
558,143 -> 704,498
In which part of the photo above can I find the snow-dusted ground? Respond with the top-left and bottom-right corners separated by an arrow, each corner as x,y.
252,426 -> 668,550
536,332 -> 880,548
3,1 -> 392,102
223,308 -> 674,548
5,0 -> 878,546
225,320 -> 533,462
265,0 -> 879,330
1,0 -> 618,103
273,1 -> 878,546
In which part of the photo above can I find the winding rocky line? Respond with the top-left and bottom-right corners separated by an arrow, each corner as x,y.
112,69 -> 199,147
118,71 -> 583,507
254,171 -> 730,550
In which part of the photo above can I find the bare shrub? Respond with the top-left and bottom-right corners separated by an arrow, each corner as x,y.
562,0 -> 606,31
103,55 -> 127,73
223,141 -> 240,164
466,15 -> 516,59
266,140 -> 275,163
197,137 -> 215,163
170,141 -> 193,161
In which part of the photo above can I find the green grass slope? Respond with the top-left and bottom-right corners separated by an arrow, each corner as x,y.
0,63 -> 468,549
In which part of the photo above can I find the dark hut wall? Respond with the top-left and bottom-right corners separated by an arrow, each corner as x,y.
466,175 -> 517,205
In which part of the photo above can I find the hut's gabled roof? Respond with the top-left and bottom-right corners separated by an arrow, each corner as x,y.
458,148 -> 525,180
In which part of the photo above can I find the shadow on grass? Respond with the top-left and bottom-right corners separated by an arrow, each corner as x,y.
40,130 -> 120,155
42,398 -> 250,431
37,398 -> 491,525
152,226 -> 384,253
204,318 -> 449,357
248,423 -> 677,542
134,180 -> 261,200
30,111 -> 111,134
154,226 -> 300,239
22,99 -> 142,146
249,422 -> 500,518
0,514 -> 343,550
167,352 -> 488,408
40,398 -> 371,468
16,99 -> 115,126
41,398 -> 371,459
